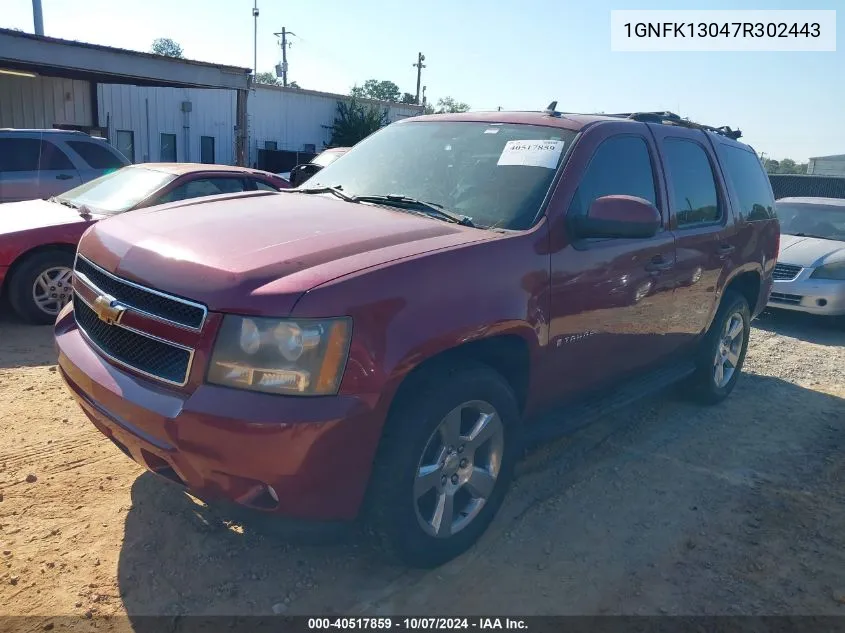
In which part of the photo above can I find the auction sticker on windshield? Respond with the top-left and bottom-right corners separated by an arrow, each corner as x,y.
497,140 -> 565,169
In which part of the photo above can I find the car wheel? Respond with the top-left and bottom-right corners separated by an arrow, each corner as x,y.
8,250 -> 75,325
687,291 -> 751,404
367,361 -> 519,568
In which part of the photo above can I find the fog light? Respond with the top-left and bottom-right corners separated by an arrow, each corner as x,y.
817,298 -> 828,307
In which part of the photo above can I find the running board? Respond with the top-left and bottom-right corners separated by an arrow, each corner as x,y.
522,360 -> 697,449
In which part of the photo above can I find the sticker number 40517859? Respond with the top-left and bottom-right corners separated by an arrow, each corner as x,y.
497,139 -> 565,169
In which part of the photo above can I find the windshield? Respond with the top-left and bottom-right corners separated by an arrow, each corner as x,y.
57,166 -> 178,215
776,202 -> 845,241
304,121 -> 577,230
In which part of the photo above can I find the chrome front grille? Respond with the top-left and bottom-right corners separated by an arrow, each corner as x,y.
772,263 -> 802,281
74,257 -> 206,330
73,294 -> 193,384
72,256 -> 204,386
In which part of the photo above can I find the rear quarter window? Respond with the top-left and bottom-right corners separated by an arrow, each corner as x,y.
718,144 -> 776,222
67,140 -> 127,170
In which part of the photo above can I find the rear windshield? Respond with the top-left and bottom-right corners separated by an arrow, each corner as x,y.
775,202 -> 845,241
305,121 -> 578,230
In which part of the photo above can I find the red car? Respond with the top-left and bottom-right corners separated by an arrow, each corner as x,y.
55,109 -> 778,567
0,163 -> 288,324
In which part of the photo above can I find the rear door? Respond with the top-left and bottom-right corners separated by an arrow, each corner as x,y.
64,138 -> 129,183
0,137 -> 81,201
648,124 -> 737,344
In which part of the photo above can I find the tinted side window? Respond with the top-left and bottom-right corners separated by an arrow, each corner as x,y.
569,135 -> 657,218
663,139 -> 720,227
0,138 -> 41,171
159,177 -> 246,203
253,180 -> 279,191
39,141 -> 74,170
67,140 -> 126,169
719,145 -> 776,221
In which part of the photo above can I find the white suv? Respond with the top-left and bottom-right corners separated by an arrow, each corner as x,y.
0,129 -> 130,203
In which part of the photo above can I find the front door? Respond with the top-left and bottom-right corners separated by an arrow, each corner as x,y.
544,124 -> 679,403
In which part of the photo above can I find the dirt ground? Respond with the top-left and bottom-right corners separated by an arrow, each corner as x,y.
1,308 -> 844,626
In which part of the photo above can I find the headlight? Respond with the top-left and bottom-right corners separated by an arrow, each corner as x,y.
208,315 -> 352,396
810,262 -> 845,280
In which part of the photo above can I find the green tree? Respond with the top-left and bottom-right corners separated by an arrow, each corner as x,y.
350,79 -> 401,102
151,38 -> 184,58
400,92 -> 417,104
254,71 -> 280,85
329,98 -> 388,147
761,156 -> 808,175
424,96 -> 471,115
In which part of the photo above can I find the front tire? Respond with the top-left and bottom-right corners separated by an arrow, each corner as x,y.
367,362 -> 519,568
8,250 -> 74,325
687,291 -> 751,404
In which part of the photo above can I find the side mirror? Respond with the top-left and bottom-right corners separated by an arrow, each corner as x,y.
289,163 -> 322,188
570,195 -> 661,239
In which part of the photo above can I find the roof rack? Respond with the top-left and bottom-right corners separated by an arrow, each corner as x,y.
603,111 -> 742,140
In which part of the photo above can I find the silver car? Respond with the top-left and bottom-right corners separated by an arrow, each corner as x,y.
0,129 -> 130,203
769,197 -> 845,316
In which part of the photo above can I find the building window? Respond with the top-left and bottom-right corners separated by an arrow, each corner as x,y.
116,130 -> 135,163
160,133 -> 177,162
303,143 -> 316,153
200,136 -> 215,164
264,141 -> 278,151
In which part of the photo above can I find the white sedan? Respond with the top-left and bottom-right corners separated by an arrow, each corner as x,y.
769,197 -> 845,317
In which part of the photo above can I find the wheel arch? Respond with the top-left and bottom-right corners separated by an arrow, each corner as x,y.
1,242 -> 77,296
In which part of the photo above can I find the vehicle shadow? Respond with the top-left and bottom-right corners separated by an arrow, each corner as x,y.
0,313 -> 58,368
753,309 -> 845,346
116,372 -> 845,620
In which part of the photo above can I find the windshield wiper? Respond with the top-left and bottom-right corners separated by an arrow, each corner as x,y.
292,186 -> 357,203
48,196 -> 94,218
355,194 -> 474,227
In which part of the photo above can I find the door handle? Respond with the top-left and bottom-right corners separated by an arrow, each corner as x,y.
56,174 -> 74,180
645,255 -> 674,273
717,243 -> 735,259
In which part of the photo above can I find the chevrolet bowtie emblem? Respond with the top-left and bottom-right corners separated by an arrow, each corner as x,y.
93,294 -> 126,326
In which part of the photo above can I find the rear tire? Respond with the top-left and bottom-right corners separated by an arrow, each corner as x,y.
8,250 -> 74,325
686,291 -> 751,405
367,361 -> 519,568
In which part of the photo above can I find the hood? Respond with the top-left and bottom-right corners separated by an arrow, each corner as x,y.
0,198 -> 97,236
78,192 -> 491,315
778,234 -> 845,268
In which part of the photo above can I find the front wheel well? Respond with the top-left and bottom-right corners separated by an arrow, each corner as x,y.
389,334 -> 531,418
2,243 -> 76,294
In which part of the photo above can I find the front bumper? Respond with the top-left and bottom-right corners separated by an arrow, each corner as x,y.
767,270 -> 845,316
54,307 -> 385,521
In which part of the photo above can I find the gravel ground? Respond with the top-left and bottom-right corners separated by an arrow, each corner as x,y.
0,308 -> 843,627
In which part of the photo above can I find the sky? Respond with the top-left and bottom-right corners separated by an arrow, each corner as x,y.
4,0 -> 843,162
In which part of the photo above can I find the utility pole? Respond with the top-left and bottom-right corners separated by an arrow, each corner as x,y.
252,1 -> 259,79
31,0 -> 44,35
274,28 -> 295,87
422,86 -> 427,108
413,52 -> 426,105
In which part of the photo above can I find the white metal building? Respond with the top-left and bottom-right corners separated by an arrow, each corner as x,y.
0,28 -> 424,170
807,154 -> 845,177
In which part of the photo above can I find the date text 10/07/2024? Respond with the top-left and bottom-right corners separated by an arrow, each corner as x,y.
307,618 -> 528,630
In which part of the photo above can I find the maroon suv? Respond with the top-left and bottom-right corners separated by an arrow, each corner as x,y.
54,108 -> 779,567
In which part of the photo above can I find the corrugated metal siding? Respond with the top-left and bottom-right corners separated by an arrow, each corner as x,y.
98,84 -> 236,164
769,174 -> 845,200
249,85 -> 423,166
806,157 -> 845,177
0,75 -> 91,128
